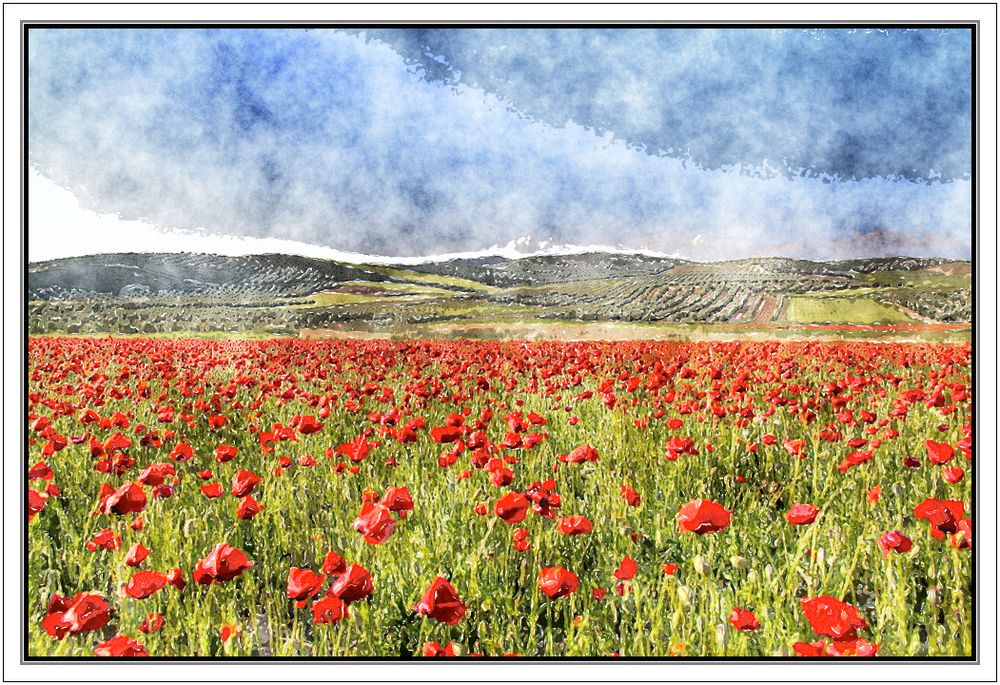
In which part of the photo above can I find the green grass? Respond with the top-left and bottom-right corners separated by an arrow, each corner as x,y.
359,264 -> 498,292
860,271 -> 971,290
807,288 -> 880,298
287,288 -> 451,309
340,281 -> 454,296
783,297 -> 915,324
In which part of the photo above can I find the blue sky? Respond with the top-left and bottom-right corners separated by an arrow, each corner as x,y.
27,27 -> 972,261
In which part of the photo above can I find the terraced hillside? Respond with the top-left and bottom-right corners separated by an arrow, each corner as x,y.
406,252 -> 684,286
27,252 -> 971,336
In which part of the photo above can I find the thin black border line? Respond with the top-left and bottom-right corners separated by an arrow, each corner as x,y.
969,18 -> 979,674
20,18 -> 30,677
19,20 -> 981,671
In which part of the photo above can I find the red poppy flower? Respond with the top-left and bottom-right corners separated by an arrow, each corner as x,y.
914,498 -> 965,540
430,425 -> 463,443
793,638 -> 878,657
942,466 -> 965,483
192,543 -> 254,584
837,450 -> 874,472
125,570 -> 168,599
676,499 -> 731,534
878,531 -> 913,557
866,486 -> 881,506
200,482 -> 224,499
800,596 -> 868,639
352,501 -> 397,545
556,515 -> 593,535
423,641 -> 458,657
474,502 -> 488,516
526,479 -> 561,518
329,564 -> 373,603
539,566 -> 579,599
124,542 -> 150,567
729,607 -> 760,631
28,461 -> 54,481
28,488 -> 48,523
613,555 -> 637,581
220,624 -> 239,642
592,587 -> 607,601
337,435 -> 376,462
950,518 -> 972,549
512,527 -> 531,551
102,482 -> 147,515
413,576 -> 467,626
41,592 -> 111,639
287,567 -> 326,602
312,595 -> 349,624
298,415 -> 324,435
235,495 -> 263,520
138,612 -> 164,634
926,440 -> 954,465
783,438 -> 806,457
138,462 -> 175,487
494,491 -> 529,524
231,470 -> 261,497
169,442 -> 193,462
151,484 -> 174,500
666,435 -> 699,460
558,443 -> 599,464
166,567 -> 187,591
321,551 -> 347,576
620,484 -> 641,507
86,528 -> 122,552
215,445 -> 238,463
662,563 -> 679,576
105,432 -> 132,452
786,503 -> 820,525
381,486 -> 414,517
490,466 -> 514,487
94,634 -> 149,657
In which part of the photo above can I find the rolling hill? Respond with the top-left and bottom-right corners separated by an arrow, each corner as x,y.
27,252 -> 972,338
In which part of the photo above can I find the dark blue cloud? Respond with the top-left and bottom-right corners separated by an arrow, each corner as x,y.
362,28 -> 972,181
27,28 -> 972,260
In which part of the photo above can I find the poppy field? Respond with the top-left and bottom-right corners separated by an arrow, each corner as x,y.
26,336 -> 973,658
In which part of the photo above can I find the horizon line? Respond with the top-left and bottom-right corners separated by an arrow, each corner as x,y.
27,248 -> 973,268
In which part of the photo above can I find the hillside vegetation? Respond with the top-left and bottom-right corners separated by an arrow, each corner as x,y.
27,253 -> 971,338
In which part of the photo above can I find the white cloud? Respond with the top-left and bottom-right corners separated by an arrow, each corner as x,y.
28,169 -> 382,263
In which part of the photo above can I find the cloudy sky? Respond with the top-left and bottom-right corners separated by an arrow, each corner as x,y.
27,27 -> 972,262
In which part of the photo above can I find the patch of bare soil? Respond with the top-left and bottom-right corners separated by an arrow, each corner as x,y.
753,296 -> 779,324
928,263 -> 972,277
